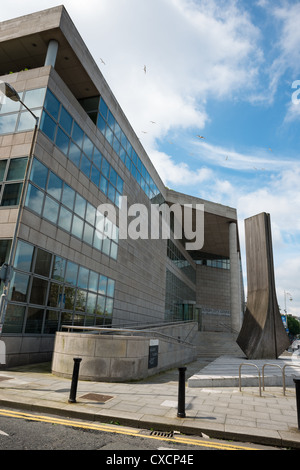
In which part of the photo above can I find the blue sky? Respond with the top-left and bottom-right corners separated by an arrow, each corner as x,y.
2,0 -> 300,316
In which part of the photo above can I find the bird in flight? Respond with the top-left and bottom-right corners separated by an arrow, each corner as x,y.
100,58 -> 106,65
144,65 -> 147,74
197,135 -> 205,139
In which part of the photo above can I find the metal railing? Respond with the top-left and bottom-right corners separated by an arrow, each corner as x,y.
239,363 -> 262,396
61,323 -> 196,349
239,361 -> 300,396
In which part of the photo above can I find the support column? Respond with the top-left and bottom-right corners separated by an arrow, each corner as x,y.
44,39 -> 59,68
229,222 -> 241,333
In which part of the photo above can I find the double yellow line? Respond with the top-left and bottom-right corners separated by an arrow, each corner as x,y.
0,408 -> 256,451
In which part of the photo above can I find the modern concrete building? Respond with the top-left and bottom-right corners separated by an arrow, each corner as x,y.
0,6 -> 244,369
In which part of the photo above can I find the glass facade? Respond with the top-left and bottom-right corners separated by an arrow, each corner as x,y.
0,88 -> 45,134
165,269 -> 196,322
80,95 -> 160,200
40,89 -> 124,208
195,258 -> 230,270
0,157 -> 27,206
25,158 -> 119,260
167,239 -> 196,283
3,239 -> 116,334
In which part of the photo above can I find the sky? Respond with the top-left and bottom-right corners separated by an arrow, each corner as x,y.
1,0 -> 300,317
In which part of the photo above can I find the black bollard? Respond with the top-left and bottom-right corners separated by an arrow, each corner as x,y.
294,378 -> 300,430
68,357 -> 82,403
177,367 -> 186,418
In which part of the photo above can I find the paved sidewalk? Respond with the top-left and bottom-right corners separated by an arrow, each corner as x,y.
0,355 -> 300,449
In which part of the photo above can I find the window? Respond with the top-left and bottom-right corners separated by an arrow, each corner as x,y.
0,87 -> 45,137
25,158 -> 119,259
25,184 -> 44,215
7,158 -> 27,180
1,182 -> 23,206
34,248 -> 52,277
5,241 -> 116,334
40,89 -> 124,206
14,240 -> 34,271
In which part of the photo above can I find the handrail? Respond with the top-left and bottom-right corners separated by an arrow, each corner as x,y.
60,325 -> 196,349
239,363 -> 262,396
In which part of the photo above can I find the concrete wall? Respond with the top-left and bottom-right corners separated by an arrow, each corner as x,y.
0,335 -> 54,368
52,322 -> 198,381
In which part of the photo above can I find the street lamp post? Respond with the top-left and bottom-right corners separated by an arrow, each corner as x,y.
0,82 -> 39,333
284,290 -> 293,315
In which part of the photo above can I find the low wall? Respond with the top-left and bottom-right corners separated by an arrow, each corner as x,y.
52,323 -> 197,382
0,335 -> 55,368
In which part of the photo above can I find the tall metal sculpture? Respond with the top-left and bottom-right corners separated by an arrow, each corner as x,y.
237,212 -> 290,359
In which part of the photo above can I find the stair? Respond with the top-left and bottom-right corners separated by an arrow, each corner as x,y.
193,331 -> 244,358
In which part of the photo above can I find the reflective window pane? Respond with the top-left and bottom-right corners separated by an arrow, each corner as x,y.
30,277 -> 48,305
74,193 -> 86,218
7,157 -> 27,181
51,256 -> 66,281
1,182 -> 23,206
0,114 -> 17,134
64,286 -> 75,310
107,279 -> 115,297
88,271 -> 98,292
55,127 -> 69,154
61,183 -> 75,210
17,109 -> 41,132
0,160 -> 7,182
83,223 -> 94,245
80,154 -> 91,178
85,203 -> 96,225
90,165 -> 100,186
101,157 -> 110,178
86,292 -> 97,314
75,289 -> 87,312
72,122 -> 84,148
48,282 -> 62,308
83,135 -> 93,159
44,310 -> 60,334
30,158 -> 48,190
14,240 -> 34,271
43,195 -> 59,224
68,142 -> 81,166
47,171 -> 63,200
40,111 -> 56,141
77,266 -> 89,289
23,88 -> 46,109
98,275 -> 107,295
0,239 -> 11,265
44,89 -> 60,120
58,206 -> 72,232
65,261 -> 78,286
2,304 -> 25,334
34,248 -> 52,277
9,272 -> 30,302
59,106 -> 73,135
71,214 -> 84,239
25,307 -> 44,334
99,175 -> 108,195
25,183 -> 44,215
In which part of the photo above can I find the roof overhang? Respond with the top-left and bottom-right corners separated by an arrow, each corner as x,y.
165,189 -> 239,259
0,5 -> 99,99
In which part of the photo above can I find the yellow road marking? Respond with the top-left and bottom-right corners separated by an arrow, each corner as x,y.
0,408 -> 257,450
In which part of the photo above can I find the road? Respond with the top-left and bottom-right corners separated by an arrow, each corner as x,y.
0,407 -> 283,454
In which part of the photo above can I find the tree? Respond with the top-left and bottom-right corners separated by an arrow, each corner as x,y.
287,315 -> 300,337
